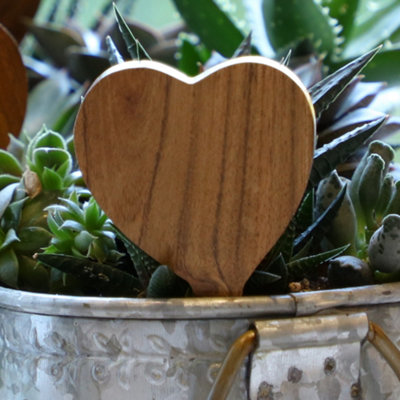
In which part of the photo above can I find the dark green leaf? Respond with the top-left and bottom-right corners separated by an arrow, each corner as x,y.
37,253 -> 142,296
28,22 -> 84,67
112,224 -> 159,288
178,35 -> 203,76
262,0 -> 342,57
147,264 -> 189,298
294,190 -> 314,233
318,108 -> 387,145
243,269 -> 281,295
172,0 -> 244,57
288,244 -> 349,280
0,229 -> 20,252
311,47 -> 381,118
309,116 -> 386,188
0,248 -> 19,288
113,3 -> 152,60
294,185 -> 347,251
362,46 -> 400,85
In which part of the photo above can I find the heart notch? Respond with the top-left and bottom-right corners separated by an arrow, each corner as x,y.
74,56 -> 315,297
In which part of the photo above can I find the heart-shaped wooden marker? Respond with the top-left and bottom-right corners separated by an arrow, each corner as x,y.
0,24 -> 27,148
74,56 -> 315,297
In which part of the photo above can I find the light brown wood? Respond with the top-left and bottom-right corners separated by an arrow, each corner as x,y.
0,24 -> 27,148
0,0 -> 40,42
74,56 -> 315,296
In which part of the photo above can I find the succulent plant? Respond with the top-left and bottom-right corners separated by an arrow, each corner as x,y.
0,1 -> 399,297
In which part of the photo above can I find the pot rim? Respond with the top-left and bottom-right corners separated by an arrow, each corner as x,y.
0,282 -> 399,320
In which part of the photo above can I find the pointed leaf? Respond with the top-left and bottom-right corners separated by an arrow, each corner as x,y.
309,116 -> 387,188
294,185 -> 347,251
311,47 -> 381,118
288,244 -> 349,280
37,253 -> 142,296
0,182 -> 19,219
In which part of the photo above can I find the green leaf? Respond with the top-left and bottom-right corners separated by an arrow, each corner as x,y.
262,0 -> 342,57
56,158 -> 73,179
294,190 -> 314,233
113,3 -> 152,60
23,72 -> 80,136
14,227 -> 52,255
288,244 -> 350,280
147,265 -> 189,298
311,46 -> 381,118
112,224 -> 159,287
243,269 -> 281,295
41,168 -> 64,191
0,229 -> 20,252
294,185 -> 347,251
0,183 -> 19,220
66,50 -> 111,83
28,22 -> 84,67
0,150 -> 23,176
33,148 -> 71,172
342,1 -> 400,58
34,130 -> 66,150
0,175 -> 21,190
60,220 -> 85,232
362,46 -> 400,85
37,253 -> 142,296
105,35 -> 124,65
18,255 -> 49,293
318,108 -> 387,145
322,0 -> 359,42
178,35 -> 203,76
84,199 -> 102,230
0,248 -> 19,288
172,0 -> 244,57
309,116 -> 386,188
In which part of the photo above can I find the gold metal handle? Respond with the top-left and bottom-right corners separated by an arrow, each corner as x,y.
208,319 -> 400,400
207,328 -> 257,400
367,320 -> 400,380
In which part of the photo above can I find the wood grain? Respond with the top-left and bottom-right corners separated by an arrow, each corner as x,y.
74,57 -> 315,296
0,24 -> 27,148
0,0 -> 40,42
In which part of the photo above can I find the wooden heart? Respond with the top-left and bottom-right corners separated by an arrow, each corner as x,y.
74,56 -> 315,296
0,24 -> 27,148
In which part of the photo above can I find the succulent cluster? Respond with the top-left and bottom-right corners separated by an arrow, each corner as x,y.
0,1 -> 399,297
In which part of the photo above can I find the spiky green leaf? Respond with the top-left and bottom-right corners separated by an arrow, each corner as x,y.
309,116 -> 386,188
311,46 -> 381,118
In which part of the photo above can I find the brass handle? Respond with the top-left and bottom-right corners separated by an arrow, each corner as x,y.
207,328 -> 257,400
367,320 -> 400,380
208,319 -> 400,400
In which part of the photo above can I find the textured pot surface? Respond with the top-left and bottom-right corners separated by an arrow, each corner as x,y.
0,283 -> 399,399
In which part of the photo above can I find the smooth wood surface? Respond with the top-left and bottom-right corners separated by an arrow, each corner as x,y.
0,24 -> 27,148
74,57 -> 315,296
0,0 -> 40,42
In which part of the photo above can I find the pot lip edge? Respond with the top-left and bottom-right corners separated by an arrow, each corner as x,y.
0,282 -> 399,320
